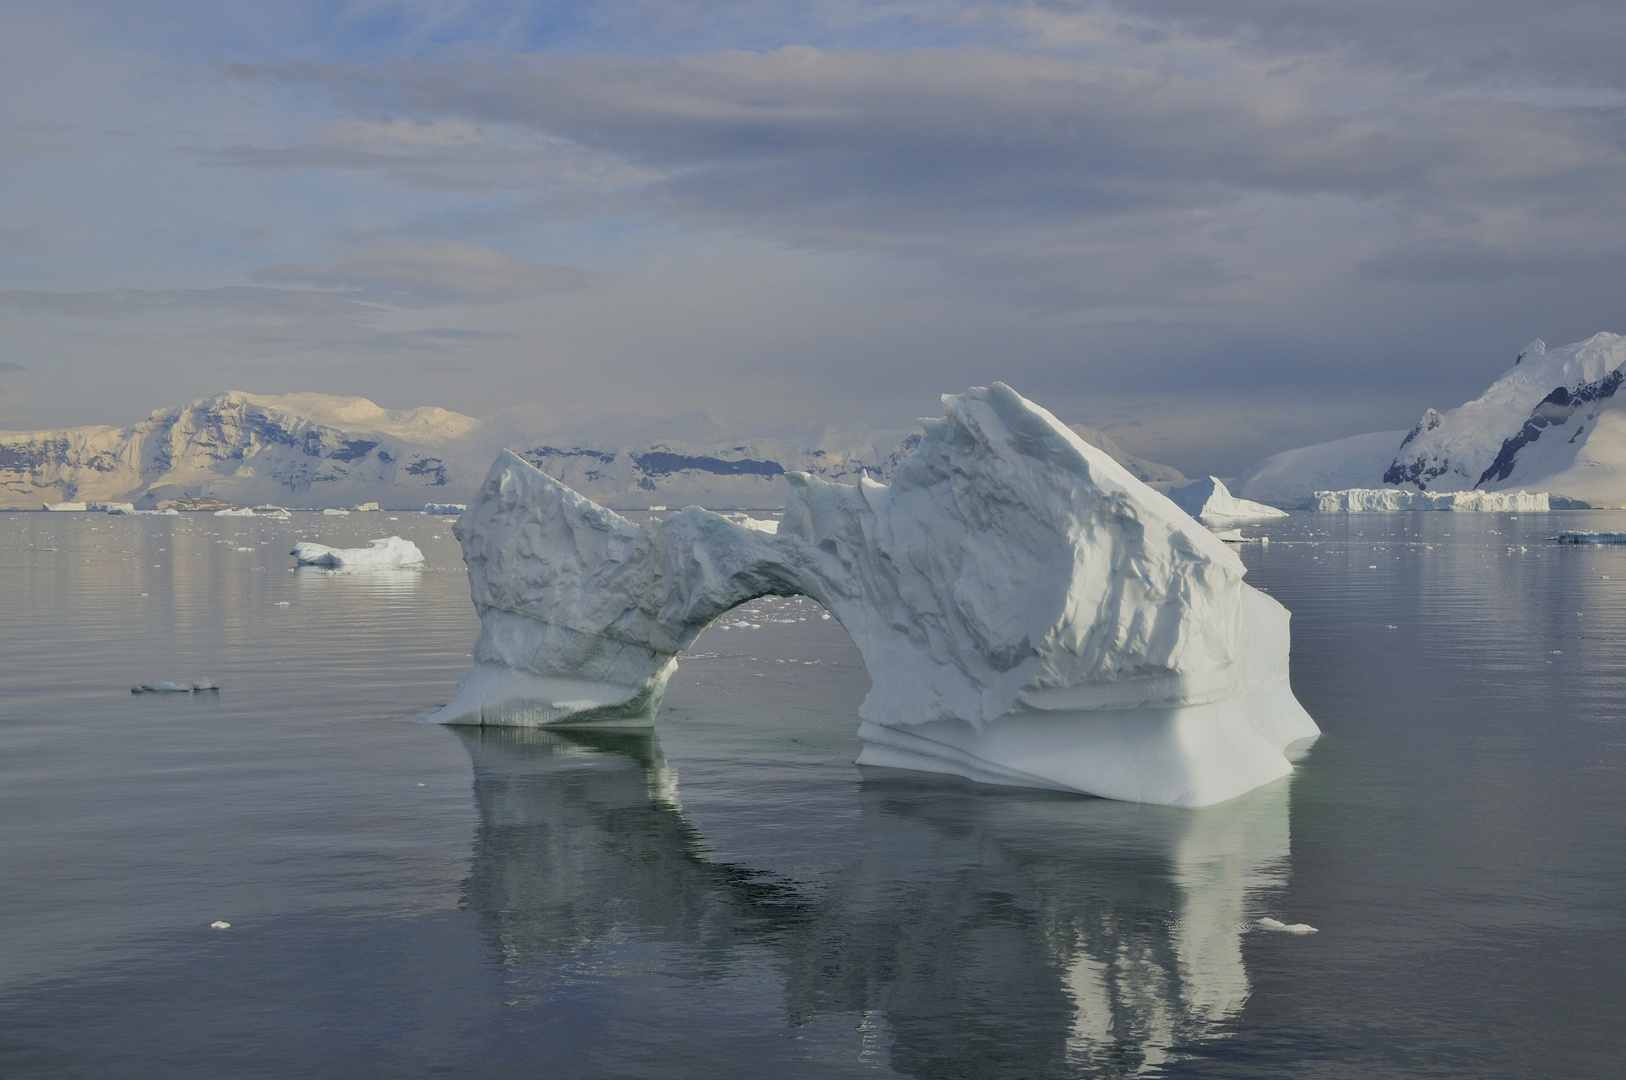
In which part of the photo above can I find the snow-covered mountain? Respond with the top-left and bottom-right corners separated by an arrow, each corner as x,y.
0,390 -> 1182,511
1235,333 -> 1626,508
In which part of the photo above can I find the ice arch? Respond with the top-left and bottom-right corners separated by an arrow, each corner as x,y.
431,384 -> 1318,806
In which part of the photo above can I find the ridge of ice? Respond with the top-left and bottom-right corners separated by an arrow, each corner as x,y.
290,536 -> 424,568
1165,476 -> 1287,528
432,384 -> 1319,807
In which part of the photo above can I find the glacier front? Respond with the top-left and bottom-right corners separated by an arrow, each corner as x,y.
432,384 -> 1319,807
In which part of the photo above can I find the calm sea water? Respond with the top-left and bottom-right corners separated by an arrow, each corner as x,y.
0,509 -> 1622,1078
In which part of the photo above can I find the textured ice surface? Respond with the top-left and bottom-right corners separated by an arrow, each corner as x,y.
433,384 -> 1318,806
290,536 -> 424,568
1315,488 -> 1549,512
1166,476 -> 1287,527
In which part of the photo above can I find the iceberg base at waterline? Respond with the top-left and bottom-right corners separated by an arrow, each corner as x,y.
431,383 -> 1319,807
290,536 -> 424,568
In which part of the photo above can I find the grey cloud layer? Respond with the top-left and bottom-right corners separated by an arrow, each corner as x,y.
227,42 -> 1626,310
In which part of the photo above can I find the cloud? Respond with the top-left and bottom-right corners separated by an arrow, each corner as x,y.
221,40 -> 1626,325
252,241 -> 586,305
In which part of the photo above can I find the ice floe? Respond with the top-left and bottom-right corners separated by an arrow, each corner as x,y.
291,536 -> 424,568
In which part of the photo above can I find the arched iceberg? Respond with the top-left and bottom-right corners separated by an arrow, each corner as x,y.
432,384 -> 1318,806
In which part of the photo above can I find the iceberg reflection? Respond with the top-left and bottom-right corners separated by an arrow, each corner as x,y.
454,728 -> 1294,1077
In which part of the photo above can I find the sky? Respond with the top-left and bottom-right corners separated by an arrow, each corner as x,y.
1,1 -> 1623,474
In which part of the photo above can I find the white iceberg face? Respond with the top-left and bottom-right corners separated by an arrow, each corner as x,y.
290,536 -> 425,568
1165,476 -> 1288,528
434,384 -> 1318,807
1314,488 -> 1549,512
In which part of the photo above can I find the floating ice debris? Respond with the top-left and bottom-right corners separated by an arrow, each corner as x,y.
42,501 -> 87,511
132,679 -> 217,693
433,383 -> 1319,807
214,507 -> 256,517
1257,917 -> 1318,934
1557,531 -> 1626,544
352,501 -> 381,512
423,503 -> 466,515
290,536 -> 424,568
273,600 -> 290,606
90,501 -> 136,513
211,921 -> 230,930
322,508 -> 350,516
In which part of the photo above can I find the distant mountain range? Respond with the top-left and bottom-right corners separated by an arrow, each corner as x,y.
1236,333 -> 1626,508
0,391 -> 1182,511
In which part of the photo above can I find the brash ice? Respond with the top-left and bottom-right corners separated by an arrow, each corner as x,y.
432,384 -> 1318,806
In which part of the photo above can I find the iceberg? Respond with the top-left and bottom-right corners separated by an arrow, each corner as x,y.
42,501 -> 87,512
1165,476 -> 1287,528
290,536 -> 425,568
1315,488 -> 1549,512
423,503 -> 466,515
432,384 -> 1318,807
1556,531 -> 1626,544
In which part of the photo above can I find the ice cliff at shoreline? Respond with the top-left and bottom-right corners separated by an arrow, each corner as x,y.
1314,488 -> 1549,512
0,391 -> 1180,512
432,384 -> 1318,807
1235,333 -> 1626,508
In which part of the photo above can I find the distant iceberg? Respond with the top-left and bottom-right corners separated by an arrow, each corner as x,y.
432,384 -> 1318,807
1166,476 -> 1287,528
291,536 -> 424,568
423,503 -> 466,515
1315,488 -> 1548,512
1556,531 -> 1626,544
42,501 -> 86,512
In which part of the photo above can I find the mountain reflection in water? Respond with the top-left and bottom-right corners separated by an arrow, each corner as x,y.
456,727 -> 1295,1078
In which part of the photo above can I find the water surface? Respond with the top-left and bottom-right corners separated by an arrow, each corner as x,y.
0,509 -> 1621,1077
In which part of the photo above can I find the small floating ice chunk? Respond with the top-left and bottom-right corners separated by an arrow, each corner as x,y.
133,681 -> 199,693
322,508 -> 350,516
211,921 -> 230,930
290,536 -> 425,568
1257,917 -> 1318,934
423,503 -> 466,515
214,507 -> 256,517
352,501 -> 381,512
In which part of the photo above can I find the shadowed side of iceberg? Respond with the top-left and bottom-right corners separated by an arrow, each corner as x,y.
431,383 -> 1319,806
